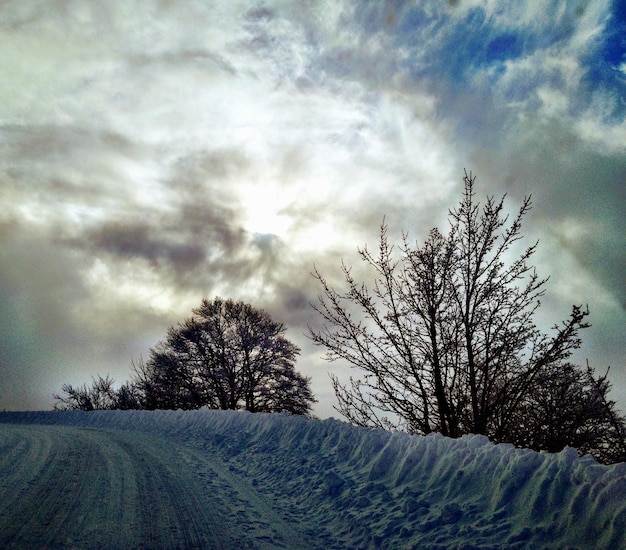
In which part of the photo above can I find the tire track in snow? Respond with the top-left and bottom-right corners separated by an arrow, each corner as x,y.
0,425 -> 241,548
178,446 -> 312,549
0,425 -> 104,547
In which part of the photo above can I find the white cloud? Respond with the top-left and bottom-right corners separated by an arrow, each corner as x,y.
0,0 -> 623,415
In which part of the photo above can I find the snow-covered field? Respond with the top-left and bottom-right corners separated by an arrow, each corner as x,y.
1,410 -> 624,549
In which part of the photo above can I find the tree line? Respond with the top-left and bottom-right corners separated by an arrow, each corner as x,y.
54,298 -> 316,416
56,171 -> 626,463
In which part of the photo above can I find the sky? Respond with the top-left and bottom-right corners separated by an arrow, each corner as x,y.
1,0 -> 624,416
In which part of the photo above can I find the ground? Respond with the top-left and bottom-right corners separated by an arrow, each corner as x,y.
1,409 -> 624,549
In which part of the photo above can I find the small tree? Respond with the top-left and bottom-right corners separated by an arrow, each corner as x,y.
508,364 -> 626,463
54,374 -> 120,411
310,171 -> 625,462
134,297 -> 316,415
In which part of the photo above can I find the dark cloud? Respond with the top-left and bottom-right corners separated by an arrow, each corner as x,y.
77,222 -> 207,270
499,120 -> 626,309
245,6 -> 277,22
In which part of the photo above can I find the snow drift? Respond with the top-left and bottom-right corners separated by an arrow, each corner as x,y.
1,409 -> 625,549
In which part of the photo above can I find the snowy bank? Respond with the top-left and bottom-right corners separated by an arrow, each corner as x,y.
1,409 -> 625,549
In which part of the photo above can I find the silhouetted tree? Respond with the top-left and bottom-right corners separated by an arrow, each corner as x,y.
310,171 -> 625,463
54,374 -> 120,411
509,364 -> 626,463
134,297 -> 316,415
113,381 -> 142,410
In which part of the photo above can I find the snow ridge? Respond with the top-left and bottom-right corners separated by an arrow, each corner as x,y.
1,409 -> 625,548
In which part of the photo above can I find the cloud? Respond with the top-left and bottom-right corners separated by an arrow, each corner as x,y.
78,222 -> 207,270
0,0 -> 624,414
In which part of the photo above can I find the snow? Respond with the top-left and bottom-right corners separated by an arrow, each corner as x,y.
1,409 -> 625,549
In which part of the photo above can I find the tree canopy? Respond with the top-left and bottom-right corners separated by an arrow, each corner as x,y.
310,171 -> 625,463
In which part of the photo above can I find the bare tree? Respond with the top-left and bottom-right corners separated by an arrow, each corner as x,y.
507,363 -> 626,462
310,171 -> 624,462
55,298 -> 316,417
135,297 -> 316,415
54,374 -> 119,411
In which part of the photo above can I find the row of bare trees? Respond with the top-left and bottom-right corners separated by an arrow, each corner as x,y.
310,171 -> 625,464
55,298 -> 316,416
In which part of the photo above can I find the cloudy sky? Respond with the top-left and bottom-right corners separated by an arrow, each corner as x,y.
1,0 -> 624,416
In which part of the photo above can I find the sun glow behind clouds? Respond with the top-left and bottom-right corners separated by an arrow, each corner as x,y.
239,180 -> 293,238
237,167 -> 345,253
